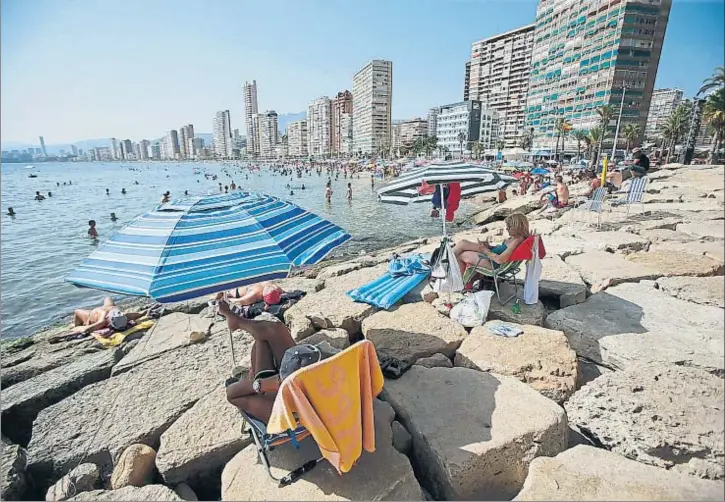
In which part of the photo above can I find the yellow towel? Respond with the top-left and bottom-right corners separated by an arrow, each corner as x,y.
266,340 -> 384,474
92,319 -> 155,348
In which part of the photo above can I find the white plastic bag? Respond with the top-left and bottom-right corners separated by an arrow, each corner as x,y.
430,239 -> 464,293
450,291 -> 494,327
524,235 -> 542,305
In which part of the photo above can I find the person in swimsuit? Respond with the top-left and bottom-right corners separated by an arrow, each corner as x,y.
213,282 -> 283,307
452,212 -> 530,273
71,297 -> 144,334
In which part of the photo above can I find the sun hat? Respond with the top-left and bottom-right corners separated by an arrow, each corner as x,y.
263,288 -> 282,305
279,344 -> 323,380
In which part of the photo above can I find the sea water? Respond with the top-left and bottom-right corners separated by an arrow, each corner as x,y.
1,161 -> 475,339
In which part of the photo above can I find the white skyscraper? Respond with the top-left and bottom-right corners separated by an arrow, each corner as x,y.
243,80 -> 260,156
352,60 -> 393,155
645,88 -> 683,141
257,111 -> 279,158
307,97 -> 333,156
287,119 -> 308,157
213,110 -> 233,158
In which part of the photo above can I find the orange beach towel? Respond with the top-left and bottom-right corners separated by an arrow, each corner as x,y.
266,340 -> 384,474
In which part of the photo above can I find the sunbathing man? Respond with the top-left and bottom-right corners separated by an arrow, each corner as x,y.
218,300 -> 338,423
213,281 -> 283,307
72,297 -> 144,334
452,212 -> 530,273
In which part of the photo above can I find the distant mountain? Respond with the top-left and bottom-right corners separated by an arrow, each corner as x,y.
277,112 -> 306,134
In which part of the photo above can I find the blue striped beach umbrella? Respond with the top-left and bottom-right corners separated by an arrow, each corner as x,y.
66,192 -> 351,303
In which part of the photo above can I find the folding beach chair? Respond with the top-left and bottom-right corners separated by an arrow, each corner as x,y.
462,234 -> 546,305
224,376 -> 319,487
609,176 -> 647,216
577,187 -> 607,227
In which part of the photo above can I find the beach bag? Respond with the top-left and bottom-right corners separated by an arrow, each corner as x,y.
450,291 -> 494,327
523,235 -> 542,305
429,238 -> 464,293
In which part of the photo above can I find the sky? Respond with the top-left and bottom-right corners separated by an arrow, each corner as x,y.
1,0 -> 723,145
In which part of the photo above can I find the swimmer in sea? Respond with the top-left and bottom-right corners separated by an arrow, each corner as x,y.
7,207 -> 16,217
161,191 -> 170,203
290,190 -> 294,196
184,190 -> 189,195
106,188 -> 110,195
301,184 -> 305,190
56,182 -> 60,187
110,213 -> 118,222
346,182 -> 352,200
34,191 -> 46,201
121,188 -> 126,194
48,191 -> 52,197
88,220 -> 98,238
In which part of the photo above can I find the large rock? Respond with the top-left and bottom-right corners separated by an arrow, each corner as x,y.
471,196 -> 541,225
487,283 -> 547,326
657,275 -> 725,308
626,249 -> 724,277
316,262 -> 363,280
554,230 -> 650,254
1,442 -> 27,501
637,228 -> 699,243
651,240 -> 725,264
277,277 -> 326,294
565,363 -> 725,480
362,303 -> 467,364
284,265 -> 388,337
538,235 -> 587,259
538,256 -> 587,308
454,321 -> 577,404
677,221 -> 725,240
383,366 -> 567,501
565,251 -> 660,292
26,330 -> 254,484
156,385 -> 251,487
46,463 -> 100,501
303,329 -> 350,350
1,349 -> 122,445
68,485 -> 183,501
110,444 -> 156,489
1,338 -> 103,389
545,283 -> 725,373
414,353 -> 452,369
112,313 -> 220,375
513,445 -> 725,501
220,400 -> 423,501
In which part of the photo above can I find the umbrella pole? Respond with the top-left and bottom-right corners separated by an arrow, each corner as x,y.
440,184 -> 447,236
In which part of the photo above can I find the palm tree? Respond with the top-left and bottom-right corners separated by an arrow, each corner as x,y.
572,129 -> 588,160
554,118 -> 572,161
622,123 -> 641,156
698,66 -> 725,97
587,127 -> 605,168
595,105 -> 615,162
663,104 -> 691,161
471,141 -> 484,160
457,132 -> 467,159
519,128 -> 534,150
425,136 -> 438,158
702,89 -> 725,163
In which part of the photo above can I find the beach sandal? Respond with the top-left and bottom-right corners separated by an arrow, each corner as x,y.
487,324 -> 523,338
378,355 -> 412,379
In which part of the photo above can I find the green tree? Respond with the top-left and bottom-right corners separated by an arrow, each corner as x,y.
519,128 -> 534,150
622,123 -> 641,156
425,136 -> 437,158
587,127 -> 605,167
698,66 -> 725,97
595,105 -> 615,164
457,132 -> 467,159
554,118 -> 572,161
572,129 -> 588,160
702,89 -> 725,163
471,142 -> 484,160
663,104 -> 691,161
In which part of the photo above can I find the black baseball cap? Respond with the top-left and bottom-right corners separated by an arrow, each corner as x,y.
279,344 -> 322,380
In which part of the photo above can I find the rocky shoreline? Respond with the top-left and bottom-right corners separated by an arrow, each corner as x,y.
2,163 -> 724,501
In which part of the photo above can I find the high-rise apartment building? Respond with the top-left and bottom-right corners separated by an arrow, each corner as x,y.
110,138 -> 119,160
151,142 -> 161,160
463,62 -> 471,101
398,118 -> 428,146
332,91 -> 353,155
468,24 -> 535,148
165,131 -> 180,159
526,0 -> 672,151
179,127 -> 188,159
287,119 -> 308,157
308,97 -> 333,156
258,111 -> 279,158
436,101 -> 485,157
645,88 -> 682,140
243,80 -> 260,156
427,107 -> 440,138
139,139 -> 150,160
39,136 -> 47,157
391,123 -> 402,152
352,60 -> 393,155
213,110 -> 233,158
122,139 -> 134,159
71,145 -> 78,156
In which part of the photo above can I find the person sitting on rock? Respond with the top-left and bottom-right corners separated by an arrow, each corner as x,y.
218,300 -> 338,423
452,212 -> 530,274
